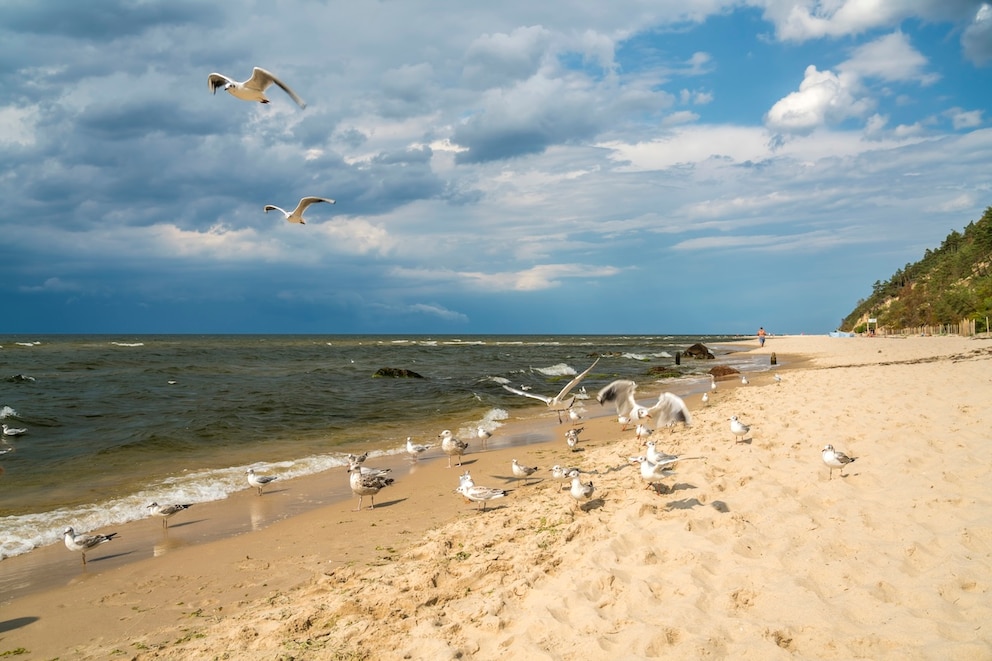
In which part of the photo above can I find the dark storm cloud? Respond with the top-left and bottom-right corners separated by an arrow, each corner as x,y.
0,0 -> 219,40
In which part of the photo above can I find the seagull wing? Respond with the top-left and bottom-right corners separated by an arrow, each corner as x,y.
554,357 -> 600,400
597,379 -> 638,417
207,73 -> 233,93
648,392 -> 692,427
263,205 -> 286,215
502,384 -> 552,404
294,197 -> 336,214
248,67 -> 306,108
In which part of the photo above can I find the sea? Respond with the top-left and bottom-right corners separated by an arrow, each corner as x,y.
0,334 -> 763,561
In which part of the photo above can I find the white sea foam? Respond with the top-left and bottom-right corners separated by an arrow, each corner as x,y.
0,448 -> 406,560
534,363 -> 577,377
0,406 -> 18,419
111,342 -> 145,347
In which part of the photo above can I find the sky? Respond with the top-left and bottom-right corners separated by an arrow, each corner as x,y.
1,0 -> 990,336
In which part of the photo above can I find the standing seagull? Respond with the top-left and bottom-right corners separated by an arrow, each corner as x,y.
439,429 -> 469,468
630,455 -> 677,492
207,67 -> 306,107
568,471 -> 595,511
729,416 -> 751,443
822,444 -> 856,479
456,482 -> 509,512
406,437 -> 432,460
63,526 -> 118,565
511,458 -> 540,483
146,502 -> 193,529
246,468 -> 278,495
741,375 -> 749,385
348,464 -> 394,510
502,358 -> 600,423
264,197 -> 335,224
476,426 -> 492,448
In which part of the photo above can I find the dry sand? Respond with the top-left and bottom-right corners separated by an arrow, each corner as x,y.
1,334 -> 991,660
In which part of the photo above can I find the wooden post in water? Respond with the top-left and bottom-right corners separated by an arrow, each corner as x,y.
770,352 -> 777,365
675,351 -> 681,365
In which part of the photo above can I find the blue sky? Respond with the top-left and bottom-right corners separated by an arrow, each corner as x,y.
1,1 -> 990,335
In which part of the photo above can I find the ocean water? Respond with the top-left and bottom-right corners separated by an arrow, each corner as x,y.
0,334 -> 759,559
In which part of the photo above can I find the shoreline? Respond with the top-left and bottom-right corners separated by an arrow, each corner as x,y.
19,336 -> 986,658
0,340 -> 776,589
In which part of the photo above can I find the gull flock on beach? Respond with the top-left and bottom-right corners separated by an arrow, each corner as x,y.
51,348 -> 854,567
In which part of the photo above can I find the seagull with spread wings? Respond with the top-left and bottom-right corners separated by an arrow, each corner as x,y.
207,67 -> 307,107
264,196 -> 335,224
502,358 -> 600,423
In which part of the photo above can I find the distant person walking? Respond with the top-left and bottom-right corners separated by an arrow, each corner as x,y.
758,327 -> 767,347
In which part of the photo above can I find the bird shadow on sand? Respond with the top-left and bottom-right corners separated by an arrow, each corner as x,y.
665,497 -> 706,511
0,617 -> 39,634
575,497 -> 605,513
162,518 -> 206,530
363,497 -> 407,510
89,550 -> 135,564
733,438 -> 753,445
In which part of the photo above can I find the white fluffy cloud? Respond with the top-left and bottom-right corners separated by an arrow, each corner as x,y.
765,65 -> 870,134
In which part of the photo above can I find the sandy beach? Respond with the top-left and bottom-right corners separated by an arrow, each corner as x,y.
2,334 -> 991,659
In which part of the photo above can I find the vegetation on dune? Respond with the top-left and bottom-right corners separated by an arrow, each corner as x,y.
841,206 -> 992,334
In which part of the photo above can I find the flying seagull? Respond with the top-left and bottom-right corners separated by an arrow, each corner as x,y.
502,358 -> 600,423
207,67 -> 306,108
264,197 -> 335,224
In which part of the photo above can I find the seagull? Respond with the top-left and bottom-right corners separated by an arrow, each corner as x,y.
702,392 -> 710,405
146,502 -> 193,529
729,416 -> 751,443
635,423 -> 653,441
741,375 -> 749,385
456,483 -> 509,512
207,67 -> 306,107
630,455 -> 676,491
565,427 -> 582,452
264,196 -> 335,224
502,358 -> 600,423
348,464 -> 394,510
822,444 -> 856,479
568,471 -> 595,510
476,426 -> 492,448
511,458 -> 539,483
637,392 -> 692,432
2,424 -> 27,436
710,375 -> 717,391
63,526 -> 118,565
348,460 -> 391,478
406,437 -> 432,460
774,374 -> 782,384
596,379 -> 639,429
644,441 -> 678,466
246,468 -> 278,495
551,465 -> 581,481
439,429 -> 469,468
346,452 -> 369,465
568,408 -> 583,424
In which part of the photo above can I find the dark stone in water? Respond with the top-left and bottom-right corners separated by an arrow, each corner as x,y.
373,367 -> 424,379
684,343 -> 715,359
647,366 -> 682,379
709,365 -> 740,377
